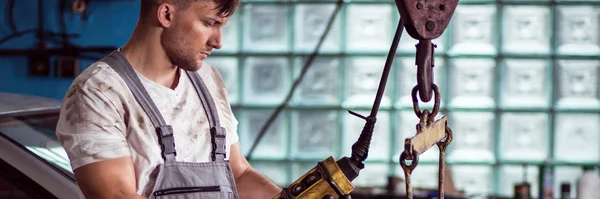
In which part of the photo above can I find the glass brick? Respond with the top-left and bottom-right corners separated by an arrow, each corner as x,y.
344,57 -> 392,108
503,0 -> 549,2
240,109 -> 287,159
449,59 -> 496,108
346,4 -> 393,52
291,110 -> 338,158
412,165 -> 440,190
554,166 -> 583,199
353,163 -> 389,188
245,0 -> 287,1
214,12 -> 238,53
556,60 -> 600,108
343,110 -> 390,161
232,108 -> 240,119
250,161 -> 288,186
499,165 -> 540,198
554,113 -> 600,162
293,57 -> 340,105
292,162 -> 318,183
502,59 -> 549,108
451,166 -> 493,196
500,113 -> 549,161
294,4 -> 341,52
502,6 -> 551,54
459,0 -> 498,1
397,111 -> 441,162
396,57 -> 445,108
449,5 -> 497,55
447,112 -> 495,163
557,6 -> 600,55
243,57 -> 289,105
204,57 -> 239,104
243,4 -> 289,52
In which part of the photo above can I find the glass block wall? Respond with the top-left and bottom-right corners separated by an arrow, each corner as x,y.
205,0 -> 600,197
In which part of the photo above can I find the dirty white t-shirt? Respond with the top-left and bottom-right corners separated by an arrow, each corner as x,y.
55,60 -> 239,197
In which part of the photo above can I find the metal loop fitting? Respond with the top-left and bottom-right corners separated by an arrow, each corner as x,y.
412,83 -> 441,121
435,125 -> 453,199
400,150 -> 418,199
399,149 -> 419,173
437,125 -> 453,151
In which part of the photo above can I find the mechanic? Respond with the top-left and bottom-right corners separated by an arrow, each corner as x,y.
55,0 -> 282,198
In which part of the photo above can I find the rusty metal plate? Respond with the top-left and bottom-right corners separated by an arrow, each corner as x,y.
407,115 -> 447,155
395,0 -> 459,40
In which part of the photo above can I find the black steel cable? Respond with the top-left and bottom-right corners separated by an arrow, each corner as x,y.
59,0 -> 70,47
8,0 -> 18,33
245,0 -> 344,161
37,0 -> 45,46
0,30 -> 38,46
0,30 -> 79,47
350,18 -> 404,164
1,0 -> 80,47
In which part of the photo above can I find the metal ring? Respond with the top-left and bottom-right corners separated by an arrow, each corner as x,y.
411,85 -> 423,118
429,84 -> 441,120
399,151 -> 419,172
411,84 -> 441,121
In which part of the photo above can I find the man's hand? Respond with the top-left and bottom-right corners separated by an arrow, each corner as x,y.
229,142 -> 282,199
73,156 -> 146,199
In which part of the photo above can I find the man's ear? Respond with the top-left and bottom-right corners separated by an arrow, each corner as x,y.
157,3 -> 176,28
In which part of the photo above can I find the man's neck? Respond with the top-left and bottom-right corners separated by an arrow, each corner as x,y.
119,24 -> 180,90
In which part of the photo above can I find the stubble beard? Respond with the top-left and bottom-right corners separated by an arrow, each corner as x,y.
162,28 -> 202,72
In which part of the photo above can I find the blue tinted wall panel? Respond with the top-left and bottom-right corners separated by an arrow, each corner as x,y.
0,0 -> 140,100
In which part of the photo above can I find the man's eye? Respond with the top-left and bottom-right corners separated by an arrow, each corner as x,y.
203,20 -> 214,27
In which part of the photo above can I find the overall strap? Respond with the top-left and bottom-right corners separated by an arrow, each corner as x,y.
100,50 -> 177,162
185,71 -> 227,162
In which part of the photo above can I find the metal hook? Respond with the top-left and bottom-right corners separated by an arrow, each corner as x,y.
415,40 -> 436,103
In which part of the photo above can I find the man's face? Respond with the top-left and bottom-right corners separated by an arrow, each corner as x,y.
161,1 -> 229,71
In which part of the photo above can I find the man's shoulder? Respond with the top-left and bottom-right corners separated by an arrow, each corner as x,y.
74,61 -> 122,88
195,62 -> 228,99
197,62 -> 224,81
64,61 -> 129,102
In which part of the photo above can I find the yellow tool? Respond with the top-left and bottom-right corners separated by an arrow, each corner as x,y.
274,157 -> 354,199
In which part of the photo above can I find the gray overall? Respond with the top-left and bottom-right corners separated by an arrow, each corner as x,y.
101,51 -> 241,199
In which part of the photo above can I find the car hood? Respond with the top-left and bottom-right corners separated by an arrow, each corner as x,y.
0,92 -> 62,117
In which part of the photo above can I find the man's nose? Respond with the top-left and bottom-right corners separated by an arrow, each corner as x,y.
209,30 -> 223,49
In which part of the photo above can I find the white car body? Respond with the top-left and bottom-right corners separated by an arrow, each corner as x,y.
0,92 -> 80,199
